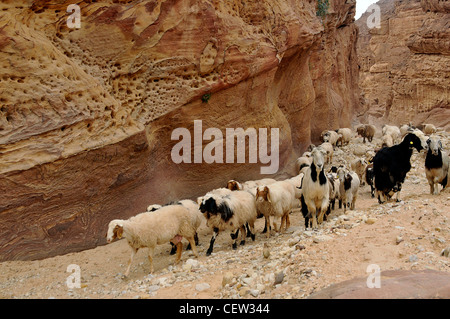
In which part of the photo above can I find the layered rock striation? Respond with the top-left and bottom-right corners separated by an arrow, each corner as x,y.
356,0 -> 449,129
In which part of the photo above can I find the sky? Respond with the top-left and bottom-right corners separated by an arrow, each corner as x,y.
355,0 -> 379,20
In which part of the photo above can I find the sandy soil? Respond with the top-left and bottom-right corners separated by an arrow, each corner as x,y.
0,143 -> 449,299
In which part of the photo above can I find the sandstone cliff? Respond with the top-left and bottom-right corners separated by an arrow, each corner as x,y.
0,0 -> 359,260
356,0 -> 449,129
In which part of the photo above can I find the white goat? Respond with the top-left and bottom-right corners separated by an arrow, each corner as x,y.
382,125 -> 401,144
400,123 -> 414,138
317,142 -> 333,164
381,134 -> 394,148
425,136 -> 450,194
295,156 -> 312,174
336,128 -> 352,146
255,180 -> 297,237
423,124 -> 437,135
327,172 -> 340,211
321,130 -> 339,147
146,200 -> 203,254
106,204 -> 199,276
337,166 -> 360,212
300,148 -> 330,229
226,178 -> 276,191
285,173 -> 304,200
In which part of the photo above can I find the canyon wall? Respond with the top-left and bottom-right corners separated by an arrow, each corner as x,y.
356,0 -> 449,129
0,0 -> 360,260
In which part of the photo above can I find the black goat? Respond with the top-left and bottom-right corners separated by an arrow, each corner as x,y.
373,133 -> 425,203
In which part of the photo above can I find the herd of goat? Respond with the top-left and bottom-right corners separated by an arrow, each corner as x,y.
106,123 -> 449,276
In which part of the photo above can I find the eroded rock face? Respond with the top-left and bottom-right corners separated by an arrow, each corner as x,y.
0,0 -> 360,260
356,0 -> 450,130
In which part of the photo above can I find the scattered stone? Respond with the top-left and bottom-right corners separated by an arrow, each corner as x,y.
431,236 -> 446,244
313,235 -> 333,243
185,258 -> 199,268
148,285 -> 160,293
264,273 -> 275,284
303,231 -> 314,238
396,236 -> 404,245
222,272 -> 234,287
274,271 -> 284,285
239,287 -> 251,297
353,145 -> 367,156
249,289 -> 260,297
408,255 -> 419,263
365,217 -> 376,225
182,263 -> 192,272
301,269 -> 313,276
263,242 -> 270,259
242,277 -> 254,286
195,283 -> 210,292
441,247 -> 450,258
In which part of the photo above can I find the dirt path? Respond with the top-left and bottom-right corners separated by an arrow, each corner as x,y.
0,137 -> 449,299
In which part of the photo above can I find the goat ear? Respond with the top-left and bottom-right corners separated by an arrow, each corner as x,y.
114,225 -> 123,239
439,140 -> 443,150
255,187 -> 261,198
264,186 -> 272,203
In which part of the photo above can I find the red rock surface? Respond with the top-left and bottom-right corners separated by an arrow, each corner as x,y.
0,0 -> 360,260
356,0 -> 450,130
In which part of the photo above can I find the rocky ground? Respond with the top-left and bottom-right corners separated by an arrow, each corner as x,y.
0,132 -> 449,299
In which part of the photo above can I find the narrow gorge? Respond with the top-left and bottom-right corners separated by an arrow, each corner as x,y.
0,0 -> 360,260
356,0 -> 449,129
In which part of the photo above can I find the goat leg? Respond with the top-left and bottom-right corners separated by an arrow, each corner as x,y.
174,242 -> 183,264
124,247 -> 138,277
186,236 -> 198,258
206,228 -> 219,256
239,225 -> 246,246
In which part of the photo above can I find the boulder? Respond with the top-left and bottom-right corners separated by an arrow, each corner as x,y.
308,269 -> 450,299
